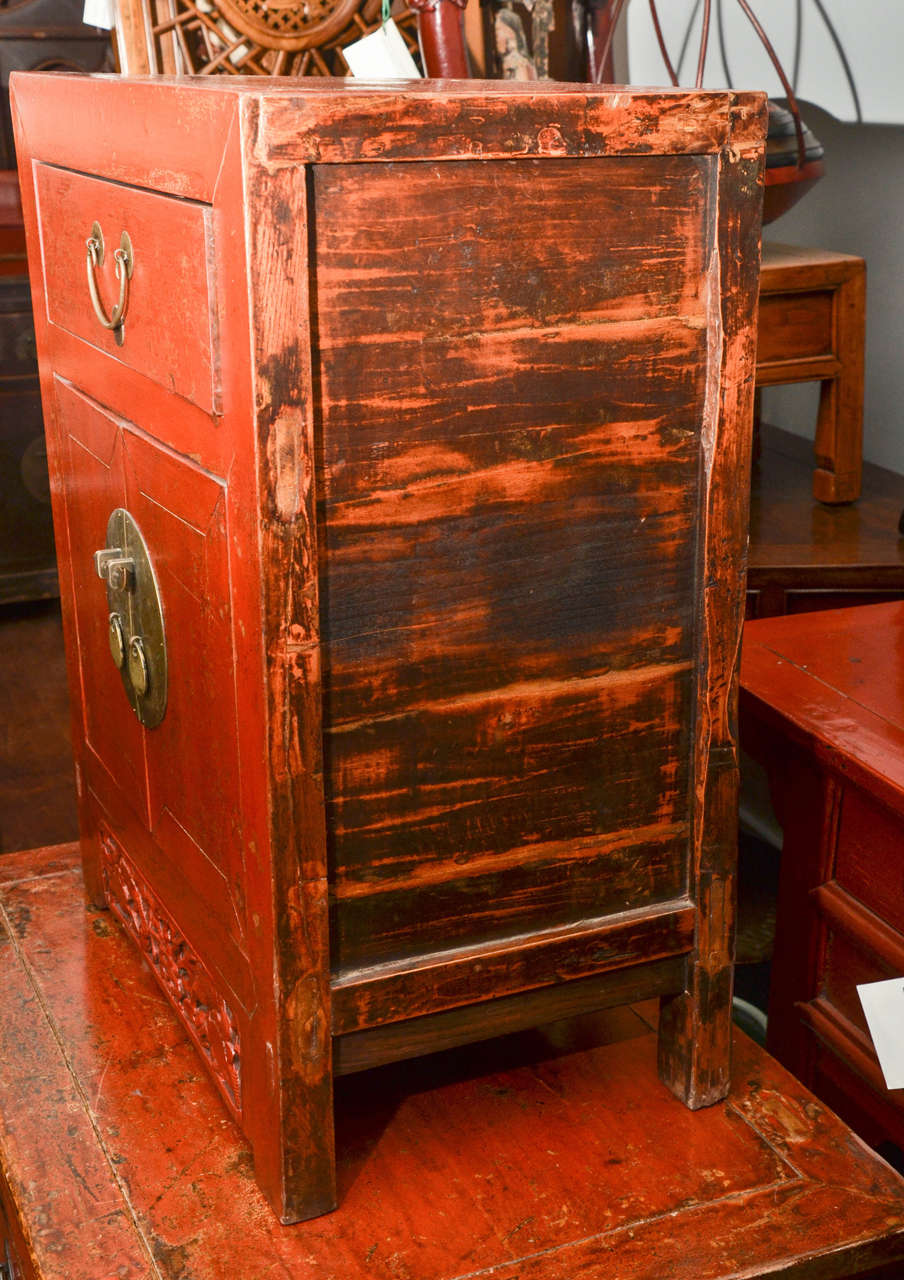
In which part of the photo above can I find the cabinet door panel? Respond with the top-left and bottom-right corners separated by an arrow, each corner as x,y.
55,379 -> 148,821
122,432 -> 246,945
55,378 -> 246,950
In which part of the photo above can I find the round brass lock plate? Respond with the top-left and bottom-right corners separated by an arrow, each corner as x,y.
98,509 -> 167,728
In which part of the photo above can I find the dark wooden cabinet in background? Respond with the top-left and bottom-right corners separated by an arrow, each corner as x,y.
14,73 -> 765,1221
0,1 -> 110,603
0,271 -> 57,603
0,0 -> 110,169
747,425 -> 904,620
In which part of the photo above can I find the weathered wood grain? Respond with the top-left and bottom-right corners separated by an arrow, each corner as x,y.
13,74 -> 767,1221
332,899 -> 695,1033
257,85 -> 766,165
243,95 -> 336,1222
657,136 -> 764,1108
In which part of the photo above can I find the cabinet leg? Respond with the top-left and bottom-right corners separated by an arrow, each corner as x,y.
657,870 -> 735,1109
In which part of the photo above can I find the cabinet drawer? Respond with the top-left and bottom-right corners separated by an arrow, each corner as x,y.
35,164 -> 218,415
756,289 -> 833,364
834,786 -> 904,935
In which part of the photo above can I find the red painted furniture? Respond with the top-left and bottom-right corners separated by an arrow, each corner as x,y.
13,73 -> 765,1221
3,844 -> 904,1280
741,600 -> 904,1152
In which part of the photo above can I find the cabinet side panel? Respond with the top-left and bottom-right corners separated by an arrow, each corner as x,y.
312,156 -> 710,972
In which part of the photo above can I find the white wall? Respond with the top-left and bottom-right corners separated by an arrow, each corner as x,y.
761,103 -> 904,474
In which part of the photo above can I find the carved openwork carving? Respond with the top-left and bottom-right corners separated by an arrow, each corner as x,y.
139,0 -> 420,75
99,829 -> 242,1119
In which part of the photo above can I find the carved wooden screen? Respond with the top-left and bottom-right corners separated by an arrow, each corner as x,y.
116,0 -> 421,76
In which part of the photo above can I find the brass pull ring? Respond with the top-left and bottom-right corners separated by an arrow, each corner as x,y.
86,221 -> 134,345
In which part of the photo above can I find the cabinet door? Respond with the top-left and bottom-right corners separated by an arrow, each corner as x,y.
53,378 -> 248,979
56,377 -> 148,819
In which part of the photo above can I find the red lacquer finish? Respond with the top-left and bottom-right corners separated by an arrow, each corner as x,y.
742,600 -> 904,1152
13,73 -> 766,1221
2,846 -> 904,1279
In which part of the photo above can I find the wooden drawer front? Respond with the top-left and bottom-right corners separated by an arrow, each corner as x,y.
35,164 -> 218,414
756,289 -> 834,365
835,787 -> 904,934
314,157 -> 705,972
822,919 -> 895,1039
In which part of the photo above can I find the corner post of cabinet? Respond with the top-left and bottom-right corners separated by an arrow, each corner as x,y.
240,93 -> 336,1222
657,94 -> 767,1108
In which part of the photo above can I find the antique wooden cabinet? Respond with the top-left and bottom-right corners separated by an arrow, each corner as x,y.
12,74 -> 765,1221
742,601 -> 904,1154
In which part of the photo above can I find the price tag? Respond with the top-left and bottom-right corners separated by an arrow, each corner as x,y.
344,19 -> 421,79
83,0 -> 116,28
857,978 -> 904,1090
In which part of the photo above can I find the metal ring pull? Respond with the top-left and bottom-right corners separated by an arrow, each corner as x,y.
86,221 -> 134,346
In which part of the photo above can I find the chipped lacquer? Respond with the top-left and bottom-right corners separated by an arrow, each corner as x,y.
12,74 -> 766,1220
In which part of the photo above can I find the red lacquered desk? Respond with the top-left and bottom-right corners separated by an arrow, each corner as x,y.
2,843 -> 904,1279
742,601 -> 904,1152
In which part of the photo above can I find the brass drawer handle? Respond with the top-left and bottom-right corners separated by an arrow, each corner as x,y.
86,220 -> 134,346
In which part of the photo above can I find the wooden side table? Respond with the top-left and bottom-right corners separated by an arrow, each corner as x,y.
757,242 -> 866,505
3,842 -> 904,1279
741,601 -> 904,1152
747,424 -> 904,619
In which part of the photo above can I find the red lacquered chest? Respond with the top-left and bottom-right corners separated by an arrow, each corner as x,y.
13,73 -> 765,1221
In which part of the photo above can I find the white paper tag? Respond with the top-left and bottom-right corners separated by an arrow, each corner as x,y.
83,0 -> 116,28
344,19 -> 421,79
857,978 -> 904,1089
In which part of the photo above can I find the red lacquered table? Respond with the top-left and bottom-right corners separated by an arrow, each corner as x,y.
3,842 -> 904,1279
742,600 -> 904,1153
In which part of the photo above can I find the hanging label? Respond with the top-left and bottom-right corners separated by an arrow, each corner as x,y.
83,0 -> 116,28
857,978 -> 904,1089
344,19 -> 422,79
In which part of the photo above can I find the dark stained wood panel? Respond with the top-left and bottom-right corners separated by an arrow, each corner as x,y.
312,157 -> 707,973
312,157 -> 712,333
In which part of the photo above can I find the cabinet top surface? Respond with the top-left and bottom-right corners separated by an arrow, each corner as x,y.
12,69 -> 763,105
11,70 -> 766,169
10,71 -> 766,198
